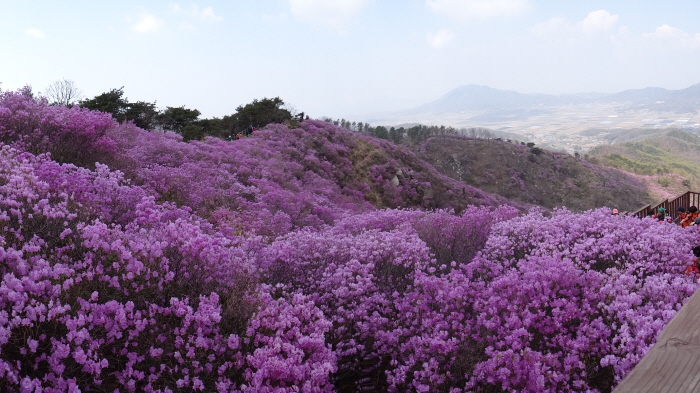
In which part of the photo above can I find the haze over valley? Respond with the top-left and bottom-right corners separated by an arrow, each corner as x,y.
364,83 -> 700,153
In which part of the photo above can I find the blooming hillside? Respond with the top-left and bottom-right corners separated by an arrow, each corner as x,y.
588,129 -> 700,198
411,135 -> 654,212
0,87 -> 698,392
105,119 -> 512,237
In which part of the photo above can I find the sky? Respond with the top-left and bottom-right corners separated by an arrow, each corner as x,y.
3,0 -> 700,120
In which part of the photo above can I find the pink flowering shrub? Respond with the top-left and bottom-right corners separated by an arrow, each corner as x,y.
101,121 -> 512,236
363,136 -> 508,211
0,86 -> 699,392
101,119 -> 511,237
0,88 -> 513,237
0,87 -> 117,167
257,207 -> 514,391
244,287 -> 336,392
457,209 -> 700,392
0,145 -> 335,392
256,207 -> 700,392
106,121 -> 373,236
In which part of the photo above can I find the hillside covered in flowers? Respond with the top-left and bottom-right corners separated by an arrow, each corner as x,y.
411,135 -> 654,212
0,86 -> 698,392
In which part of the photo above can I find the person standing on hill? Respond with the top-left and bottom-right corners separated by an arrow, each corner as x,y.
655,207 -> 667,222
685,246 -> 700,275
682,206 -> 699,227
675,206 -> 687,226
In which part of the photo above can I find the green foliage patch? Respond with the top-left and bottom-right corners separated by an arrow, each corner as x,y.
589,130 -> 700,184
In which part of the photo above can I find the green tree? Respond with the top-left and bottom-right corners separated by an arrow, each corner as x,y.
125,101 -> 159,130
194,118 -> 227,139
389,127 -> 405,144
373,126 -> 389,140
181,124 -> 205,142
227,97 -> 292,134
80,87 -> 129,122
158,106 -> 201,132
80,87 -> 159,129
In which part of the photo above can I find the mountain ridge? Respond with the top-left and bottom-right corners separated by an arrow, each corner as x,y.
399,83 -> 700,116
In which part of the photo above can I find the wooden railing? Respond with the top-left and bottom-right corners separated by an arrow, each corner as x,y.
634,191 -> 700,218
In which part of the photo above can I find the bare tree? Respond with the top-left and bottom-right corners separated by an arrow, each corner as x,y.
44,78 -> 84,106
462,127 -> 493,139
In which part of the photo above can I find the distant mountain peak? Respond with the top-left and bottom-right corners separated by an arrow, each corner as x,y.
405,83 -> 700,115
410,85 -> 561,113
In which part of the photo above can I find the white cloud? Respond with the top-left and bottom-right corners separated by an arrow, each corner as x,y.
578,10 -> 618,32
644,24 -> 685,40
427,29 -> 454,48
199,6 -> 222,22
129,12 -> 164,33
532,10 -> 618,38
25,28 -> 45,39
609,25 -> 631,45
171,4 -> 223,22
289,0 -> 370,32
642,24 -> 700,48
426,0 -> 531,19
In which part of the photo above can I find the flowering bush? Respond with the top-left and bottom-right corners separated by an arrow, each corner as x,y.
0,88 -> 515,238
0,86 -> 698,392
459,209 -> 700,392
108,121 -> 372,236
255,207 -> 699,392
0,144 -> 335,391
0,87 -> 117,168
93,118 -> 513,240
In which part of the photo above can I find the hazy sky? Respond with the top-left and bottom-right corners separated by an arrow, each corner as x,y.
3,1 -> 700,119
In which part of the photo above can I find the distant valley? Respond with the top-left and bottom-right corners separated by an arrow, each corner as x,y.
364,84 -> 700,153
